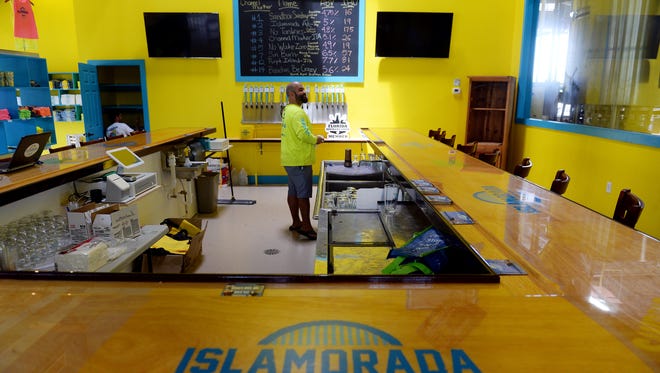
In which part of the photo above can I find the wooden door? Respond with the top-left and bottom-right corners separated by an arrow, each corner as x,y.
78,63 -> 104,140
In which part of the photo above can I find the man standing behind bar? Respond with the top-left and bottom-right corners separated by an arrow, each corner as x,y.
281,82 -> 324,240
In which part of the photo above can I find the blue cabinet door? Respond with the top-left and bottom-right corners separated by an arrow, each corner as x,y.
78,63 -> 103,140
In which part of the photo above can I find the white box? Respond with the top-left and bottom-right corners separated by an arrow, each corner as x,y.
92,205 -> 124,242
61,94 -> 76,105
66,134 -> 83,146
118,205 -> 140,238
67,203 -> 114,243
56,241 -> 109,272
209,138 -> 229,151
206,158 -> 221,172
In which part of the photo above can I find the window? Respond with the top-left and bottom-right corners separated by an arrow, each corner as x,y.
517,0 -> 660,147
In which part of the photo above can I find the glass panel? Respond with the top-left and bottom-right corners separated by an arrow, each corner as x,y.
528,0 -> 659,135
329,211 -> 391,246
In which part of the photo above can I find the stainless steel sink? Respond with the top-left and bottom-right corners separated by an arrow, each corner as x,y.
313,159 -> 499,281
174,163 -> 205,180
323,160 -> 387,180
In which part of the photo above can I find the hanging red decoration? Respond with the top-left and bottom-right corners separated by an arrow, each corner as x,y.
12,0 -> 38,39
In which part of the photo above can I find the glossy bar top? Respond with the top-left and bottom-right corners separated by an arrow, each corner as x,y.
0,128 -> 657,371
228,137 -> 368,143
362,127 -> 659,366
0,127 -> 214,204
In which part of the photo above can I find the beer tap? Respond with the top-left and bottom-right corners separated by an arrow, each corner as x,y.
243,84 -> 248,108
340,84 -> 346,114
305,85 -> 311,112
331,85 -> 337,113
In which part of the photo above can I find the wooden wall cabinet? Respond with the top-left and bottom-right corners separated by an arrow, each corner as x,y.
465,76 -> 516,169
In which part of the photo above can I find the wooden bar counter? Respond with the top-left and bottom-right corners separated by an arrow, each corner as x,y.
0,127 -> 215,206
0,128 -> 657,372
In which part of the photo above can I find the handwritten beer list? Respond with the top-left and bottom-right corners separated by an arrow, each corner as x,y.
238,0 -> 361,78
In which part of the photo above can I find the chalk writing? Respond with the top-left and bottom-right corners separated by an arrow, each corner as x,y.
237,0 -> 361,79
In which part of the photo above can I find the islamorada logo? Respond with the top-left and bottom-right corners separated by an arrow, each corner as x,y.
176,320 -> 481,372
473,185 -> 540,213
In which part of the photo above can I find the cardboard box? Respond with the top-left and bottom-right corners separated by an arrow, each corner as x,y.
67,203 -> 115,243
118,205 -> 141,238
91,205 -> 124,242
149,218 -> 206,273
92,204 -> 141,242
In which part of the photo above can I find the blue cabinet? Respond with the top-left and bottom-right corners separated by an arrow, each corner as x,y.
49,72 -> 83,122
0,53 -> 55,153
79,60 -> 149,140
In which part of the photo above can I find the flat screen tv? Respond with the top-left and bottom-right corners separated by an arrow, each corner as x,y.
144,12 -> 221,58
375,12 -> 453,58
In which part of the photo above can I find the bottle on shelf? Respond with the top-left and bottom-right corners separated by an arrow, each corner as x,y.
238,168 -> 248,186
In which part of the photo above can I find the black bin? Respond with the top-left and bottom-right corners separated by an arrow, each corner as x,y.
195,171 -> 219,213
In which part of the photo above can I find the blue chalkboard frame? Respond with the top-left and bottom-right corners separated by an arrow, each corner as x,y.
234,0 -> 365,83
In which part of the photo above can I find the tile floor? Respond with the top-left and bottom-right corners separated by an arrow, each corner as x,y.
194,185 -> 318,274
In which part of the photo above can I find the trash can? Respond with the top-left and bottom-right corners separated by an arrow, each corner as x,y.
195,171 -> 219,213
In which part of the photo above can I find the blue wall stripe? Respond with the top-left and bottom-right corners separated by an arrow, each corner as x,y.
245,175 -> 319,185
521,118 -> 660,148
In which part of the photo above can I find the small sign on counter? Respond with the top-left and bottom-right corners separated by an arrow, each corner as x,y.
222,283 -> 265,297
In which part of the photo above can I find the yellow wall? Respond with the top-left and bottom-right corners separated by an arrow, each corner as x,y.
58,0 -> 519,137
1,0 -> 658,238
0,1 -> 79,68
509,124 -> 659,236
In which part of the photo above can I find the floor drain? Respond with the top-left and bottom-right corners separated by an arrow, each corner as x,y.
264,248 -> 280,255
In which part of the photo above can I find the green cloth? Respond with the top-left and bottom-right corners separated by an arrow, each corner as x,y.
280,104 -> 318,166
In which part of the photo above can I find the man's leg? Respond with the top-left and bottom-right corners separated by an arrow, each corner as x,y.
297,165 -> 316,239
298,197 -> 312,232
284,165 -> 316,239
288,195 -> 302,229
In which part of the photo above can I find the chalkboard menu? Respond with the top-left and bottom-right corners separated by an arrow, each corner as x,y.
234,0 -> 364,82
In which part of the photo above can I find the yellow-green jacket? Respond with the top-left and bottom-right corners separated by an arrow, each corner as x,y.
280,104 -> 317,166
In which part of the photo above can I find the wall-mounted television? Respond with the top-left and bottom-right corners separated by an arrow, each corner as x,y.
375,12 -> 453,58
143,12 -> 221,58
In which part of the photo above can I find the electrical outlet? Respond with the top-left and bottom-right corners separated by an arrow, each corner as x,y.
606,181 -> 612,193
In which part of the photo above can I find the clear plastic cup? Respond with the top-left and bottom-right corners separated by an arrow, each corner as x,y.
383,183 -> 399,214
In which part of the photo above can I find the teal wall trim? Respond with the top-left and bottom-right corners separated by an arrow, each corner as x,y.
247,175 -> 319,185
516,0 -> 659,148
516,0 -> 538,121
522,118 -> 660,148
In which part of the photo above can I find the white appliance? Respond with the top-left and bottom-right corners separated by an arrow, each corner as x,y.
105,172 -> 158,203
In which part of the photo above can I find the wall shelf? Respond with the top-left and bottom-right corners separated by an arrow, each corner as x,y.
0,53 -> 56,152
49,72 -> 83,122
